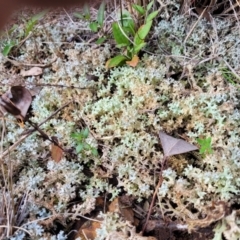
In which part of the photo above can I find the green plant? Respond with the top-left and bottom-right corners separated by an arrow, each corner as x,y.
197,137 -> 213,156
2,10 -> 47,56
71,128 -> 98,156
220,67 -> 240,89
74,2 -> 106,44
24,11 -> 47,37
106,1 -> 158,68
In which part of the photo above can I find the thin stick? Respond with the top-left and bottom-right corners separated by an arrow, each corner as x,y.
34,83 -> 94,89
27,120 -> 66,152
142,156 -> 167,233
0,101 -> 73,159
63,8 -> 75,24
0,225 -> 32,236
0,82 -> 95,90
183,8 -> 207,44
3,56 -> 57,68
23,101 -> 73,134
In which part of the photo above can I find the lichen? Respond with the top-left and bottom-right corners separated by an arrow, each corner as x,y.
0,2 -> 240,239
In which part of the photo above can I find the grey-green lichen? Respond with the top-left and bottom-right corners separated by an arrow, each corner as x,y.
0,2 -> 240,239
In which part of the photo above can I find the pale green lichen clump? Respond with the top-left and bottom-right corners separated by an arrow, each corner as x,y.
0,3 -> 240,239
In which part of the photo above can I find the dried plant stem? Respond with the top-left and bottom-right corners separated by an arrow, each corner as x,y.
142,156 -> 167,233
63,8 -> 75,24
0,225 -> 31,236
0,118 -> 6,153
27,120 -> 66,152
3,56 -> 57,68
34,83 -> 94,89
0,118 -> 15,237
183,7 -> 207,44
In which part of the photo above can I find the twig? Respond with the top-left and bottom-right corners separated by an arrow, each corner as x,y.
23,101 -> 73,134
3,56 -> 57,68
33,83 -> 95,89
27,119 -> 66,152
0,101 -> 73,159
63,8 -> 75,24
183,8 -> 207,44
142,156 -> 167,233
0,82 -> 95,90
0,225 -> 32,236
81,230 -> 89,240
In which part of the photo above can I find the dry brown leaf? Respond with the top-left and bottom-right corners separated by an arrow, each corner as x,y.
75,221 -> 101,240
119,196 -> 134,223
108,198 -> 119,213
126,55 -> 139,67
95,197 -> 104,208
120,205 -> 134,223
20,67 -> 43,76
109,198 -> 134,223
51,137 -> 63,162
105,59 -> 111,69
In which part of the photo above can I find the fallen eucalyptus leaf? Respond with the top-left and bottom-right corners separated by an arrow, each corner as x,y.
159,131 -> 198,157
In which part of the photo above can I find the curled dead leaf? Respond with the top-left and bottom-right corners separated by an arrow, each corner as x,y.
126,55 -> 139,67
0,86 -> 32,124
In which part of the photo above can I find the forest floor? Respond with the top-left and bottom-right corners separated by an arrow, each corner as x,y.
0,1 -> 240,239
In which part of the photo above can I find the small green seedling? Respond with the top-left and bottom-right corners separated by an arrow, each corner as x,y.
24,10 -> 47,37
106,0 -> 158,68
2,10 -> 47,56
74,4 -> 91,21
197,137 -> 213,156
71,128 -> 98,157
220,67 -> 240,89
2,40 -> 16,57
74,2 -> 106,44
